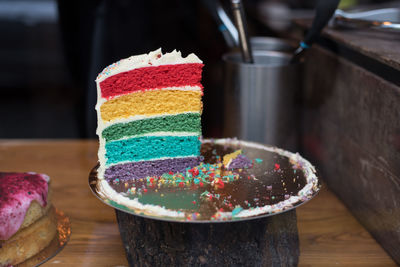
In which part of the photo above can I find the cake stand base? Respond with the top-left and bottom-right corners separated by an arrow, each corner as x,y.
115,209 -> 299,267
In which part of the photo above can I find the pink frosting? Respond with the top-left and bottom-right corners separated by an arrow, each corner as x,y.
0,172 -> 49,240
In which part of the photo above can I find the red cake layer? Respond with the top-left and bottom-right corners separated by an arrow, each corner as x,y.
100,63 -> 204,99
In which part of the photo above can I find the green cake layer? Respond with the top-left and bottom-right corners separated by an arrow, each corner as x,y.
105,135 -> 201,165
102,113 -> 201,142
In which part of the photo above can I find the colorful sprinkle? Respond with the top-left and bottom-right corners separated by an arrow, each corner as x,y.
232,206 -> 243,216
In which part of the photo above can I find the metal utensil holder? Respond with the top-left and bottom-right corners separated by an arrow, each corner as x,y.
222,50 -> 302,151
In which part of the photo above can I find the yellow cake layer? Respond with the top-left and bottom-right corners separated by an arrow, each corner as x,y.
100,90 -> 202,122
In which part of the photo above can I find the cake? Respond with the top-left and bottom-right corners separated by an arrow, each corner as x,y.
93,49 -> 319,222
0,172 -> 56,266
96,49 -> 204,183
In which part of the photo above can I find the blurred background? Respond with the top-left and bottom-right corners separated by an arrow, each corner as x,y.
0,0 -> 393,139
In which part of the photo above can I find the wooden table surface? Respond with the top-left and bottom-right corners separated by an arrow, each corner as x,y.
0,140 -> 396,267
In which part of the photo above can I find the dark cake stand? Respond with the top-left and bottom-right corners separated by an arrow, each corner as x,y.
89,139 -> 320,267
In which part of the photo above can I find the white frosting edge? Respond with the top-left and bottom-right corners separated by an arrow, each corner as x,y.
106,132 -> 200,143
96,86 -> 202,107
98,179 -> 185,218
104,155 -> 201,169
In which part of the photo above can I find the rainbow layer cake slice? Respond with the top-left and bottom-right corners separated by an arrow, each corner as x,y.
96,49 -> 204,183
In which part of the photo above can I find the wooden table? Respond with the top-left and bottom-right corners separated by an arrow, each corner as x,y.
0,140 -> 396,266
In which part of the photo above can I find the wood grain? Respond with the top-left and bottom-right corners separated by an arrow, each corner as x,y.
301,45 -> 400,265
0,140 -> 396,266
116,209 -> 299,267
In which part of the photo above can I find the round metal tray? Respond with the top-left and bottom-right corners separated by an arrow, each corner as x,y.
89,139 -> 320,223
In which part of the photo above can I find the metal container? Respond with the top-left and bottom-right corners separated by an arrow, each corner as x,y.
222,50 -> 302,151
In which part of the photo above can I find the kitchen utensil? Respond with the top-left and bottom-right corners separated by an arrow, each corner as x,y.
231,0 -> 253,63
201,0 -> 238,48
291,0 -> 340,63
223,50 -> 301,151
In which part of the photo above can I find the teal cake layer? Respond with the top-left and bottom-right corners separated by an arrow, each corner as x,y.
102,113 -> 201,142
105,135 -> 201,165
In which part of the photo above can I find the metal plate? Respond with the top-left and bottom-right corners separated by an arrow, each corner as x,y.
89,139 -> 321,223
17,207 -> 71,267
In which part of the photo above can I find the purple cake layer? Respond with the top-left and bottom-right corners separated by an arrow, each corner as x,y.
228,154 -> 253,169
104,157 -> 201,182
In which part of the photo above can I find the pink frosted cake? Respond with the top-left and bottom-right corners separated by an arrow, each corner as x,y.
0,172 -> 56,266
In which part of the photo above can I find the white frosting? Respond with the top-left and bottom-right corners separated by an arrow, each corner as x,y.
105,154 -> 200,169
97,138 -> 319,220
106,131 -> 200,143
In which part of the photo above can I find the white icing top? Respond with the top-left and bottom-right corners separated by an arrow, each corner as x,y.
96,48 -> 203,82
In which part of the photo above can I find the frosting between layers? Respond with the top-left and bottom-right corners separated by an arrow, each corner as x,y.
0,172 -> 49,240
105,155 -> 202,169
103,131 -> 201,143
